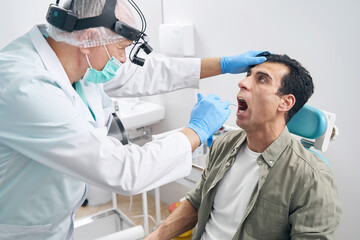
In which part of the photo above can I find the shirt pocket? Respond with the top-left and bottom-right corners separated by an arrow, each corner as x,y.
0,223 -> 51,239
245,198 -> 289,240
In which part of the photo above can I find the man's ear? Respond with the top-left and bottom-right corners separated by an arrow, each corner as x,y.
278,94 -> 295,113
79,29 -> 99,55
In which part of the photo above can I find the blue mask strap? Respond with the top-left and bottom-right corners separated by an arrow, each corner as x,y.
73,81 -> 96,121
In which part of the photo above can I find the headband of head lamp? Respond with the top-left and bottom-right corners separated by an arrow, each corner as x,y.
46,0 -> 152,66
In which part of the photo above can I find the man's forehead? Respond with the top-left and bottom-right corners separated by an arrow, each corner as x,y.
252,62 -> 290,80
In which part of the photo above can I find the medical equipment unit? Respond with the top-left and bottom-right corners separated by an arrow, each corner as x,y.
46,0 -> 152,66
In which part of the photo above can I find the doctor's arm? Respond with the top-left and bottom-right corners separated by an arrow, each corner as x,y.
180,128 -> 200,152
104,51 -> 267,97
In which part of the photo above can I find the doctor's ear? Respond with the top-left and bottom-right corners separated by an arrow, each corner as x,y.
278,94 -> 295,113
79,47 -> 90,55
79,29 -> 100,55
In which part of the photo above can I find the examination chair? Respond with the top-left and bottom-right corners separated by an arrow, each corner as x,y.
287,105 -> 338,160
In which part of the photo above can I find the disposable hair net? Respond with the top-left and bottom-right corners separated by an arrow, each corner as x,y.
47,0 -> 137,48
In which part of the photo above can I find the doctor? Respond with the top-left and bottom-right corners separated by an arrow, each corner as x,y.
0,0 -> 267,239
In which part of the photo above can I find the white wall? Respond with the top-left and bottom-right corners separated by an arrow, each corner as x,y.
0,0 -> 52,47
0,0 -> 358,238
135,0 -> 198,134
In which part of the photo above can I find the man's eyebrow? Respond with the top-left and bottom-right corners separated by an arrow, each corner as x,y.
255,71 -> 273,81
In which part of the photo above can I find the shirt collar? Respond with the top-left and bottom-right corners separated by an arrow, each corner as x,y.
229,132 -> 247,158
261,127 -> 292,167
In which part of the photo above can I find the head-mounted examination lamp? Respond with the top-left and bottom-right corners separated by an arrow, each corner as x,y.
46,0 -> 152,66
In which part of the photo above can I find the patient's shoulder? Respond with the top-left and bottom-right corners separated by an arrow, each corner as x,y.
208,129 -> 245,160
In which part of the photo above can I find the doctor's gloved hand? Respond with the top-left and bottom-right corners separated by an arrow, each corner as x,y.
220,50 -> 269,74
187,93 -> 231,144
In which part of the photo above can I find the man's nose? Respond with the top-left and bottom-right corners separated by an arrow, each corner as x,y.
238,77 -> 251,90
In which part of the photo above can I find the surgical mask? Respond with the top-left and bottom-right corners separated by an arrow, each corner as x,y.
83,45 -> 121,84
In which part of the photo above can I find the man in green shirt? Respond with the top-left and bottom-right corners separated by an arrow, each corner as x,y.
145,54 -> 342,240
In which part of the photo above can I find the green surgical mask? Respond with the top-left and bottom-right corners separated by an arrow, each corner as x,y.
83,46 -> 121,84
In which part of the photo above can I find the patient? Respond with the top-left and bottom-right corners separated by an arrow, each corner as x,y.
145,54 -> 342,240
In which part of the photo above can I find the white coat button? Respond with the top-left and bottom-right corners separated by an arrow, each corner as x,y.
226,162 -> 231,166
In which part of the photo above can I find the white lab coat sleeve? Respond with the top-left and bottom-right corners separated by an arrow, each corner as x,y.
0,77 -> 193,195
104,54 -> 201,97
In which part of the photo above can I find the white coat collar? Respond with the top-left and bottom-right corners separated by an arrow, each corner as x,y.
29,25 -> 75,98
29,25 -> 101,125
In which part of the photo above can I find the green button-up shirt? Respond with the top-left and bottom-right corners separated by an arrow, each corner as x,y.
187,127 -> 341,240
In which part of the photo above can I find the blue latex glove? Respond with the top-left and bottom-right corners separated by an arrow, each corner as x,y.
220,50 -> 268,74
187,93 -> 231,144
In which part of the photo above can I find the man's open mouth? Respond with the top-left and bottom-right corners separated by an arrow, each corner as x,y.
238,97 -> 248,113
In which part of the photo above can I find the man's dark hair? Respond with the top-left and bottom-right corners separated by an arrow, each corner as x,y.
266,54 -> 314,123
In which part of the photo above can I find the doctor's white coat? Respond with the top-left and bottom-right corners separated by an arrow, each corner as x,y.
0,25 -> 201,239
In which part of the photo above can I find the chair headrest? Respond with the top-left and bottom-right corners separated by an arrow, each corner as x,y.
287,105 -> 327,139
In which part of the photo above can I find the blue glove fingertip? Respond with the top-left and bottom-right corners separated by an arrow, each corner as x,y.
256,51 -> 271,57
255,56 -> 267,64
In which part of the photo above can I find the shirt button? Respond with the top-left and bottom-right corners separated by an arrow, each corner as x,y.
226,162 -> 231,166
269,160 -> 274,165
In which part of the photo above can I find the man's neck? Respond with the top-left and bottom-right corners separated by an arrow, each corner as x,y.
46,37 -> 85,84
246,123 -> 286,153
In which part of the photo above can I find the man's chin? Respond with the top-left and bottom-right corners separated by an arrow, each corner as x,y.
236,118 -> 247,130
